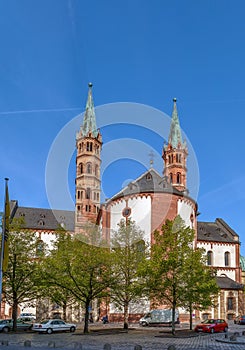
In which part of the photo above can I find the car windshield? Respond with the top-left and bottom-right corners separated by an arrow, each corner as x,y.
203,319 -> 216,324
0,320 -> 7,324
40,320 -> 50,324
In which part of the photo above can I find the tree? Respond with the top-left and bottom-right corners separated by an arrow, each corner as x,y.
42,224 -> 112,333
142,216 -> 214,335
180,248 -> 219,329
3,218 -> 45,331
110,219 -> 149,330
44,286 -> 76,322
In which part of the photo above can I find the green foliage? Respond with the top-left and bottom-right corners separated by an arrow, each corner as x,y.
42,225 -> 112,333
180,248 -> 219,329
141,216 -> 218,334
3,217 -> 46,331
110,219 -> 149,329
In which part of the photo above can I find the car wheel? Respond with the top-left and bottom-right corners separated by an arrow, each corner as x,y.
70,326 -> 75,332
141,322 -> 147,327
224,327 -> 228,332
2,327 -> 10,333
210,328 -> 215,334
46,328 -> 53,334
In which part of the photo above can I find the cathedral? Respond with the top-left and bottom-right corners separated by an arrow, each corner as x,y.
8,84 -> 245,322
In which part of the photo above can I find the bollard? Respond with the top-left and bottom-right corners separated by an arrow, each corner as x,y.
134,346 -> 143,350
243,330 -> 245,336
103,344 -> 111,350
48,341 -> 56,348
73,342 -> 83,349
225,333 -> 228,338
24,340 -> 32,347
167,346 -> 176,350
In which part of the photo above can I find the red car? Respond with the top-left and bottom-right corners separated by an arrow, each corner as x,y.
194,319 -> 228,333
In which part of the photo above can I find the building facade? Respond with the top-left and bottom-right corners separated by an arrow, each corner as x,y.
7,84 -> 244,321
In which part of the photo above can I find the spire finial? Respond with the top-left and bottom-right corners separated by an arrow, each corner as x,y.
168,98 -> 183,148
80,83 -> 98,137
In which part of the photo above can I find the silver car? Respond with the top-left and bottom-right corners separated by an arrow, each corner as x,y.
32,319 -> 76,334
0,319 -> 33,333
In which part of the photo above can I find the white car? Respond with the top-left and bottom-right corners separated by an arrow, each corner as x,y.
19,313 -> 36,321
32,319 -> 76,334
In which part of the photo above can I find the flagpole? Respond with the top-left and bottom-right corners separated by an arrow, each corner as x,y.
0,178 -> 9,307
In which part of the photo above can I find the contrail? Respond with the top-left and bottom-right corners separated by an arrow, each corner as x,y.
0,107 -> 82,116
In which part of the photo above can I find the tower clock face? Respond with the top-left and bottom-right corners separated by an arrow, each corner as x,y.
122,207 -> 131,217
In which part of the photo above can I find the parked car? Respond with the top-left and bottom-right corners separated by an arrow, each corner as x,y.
19,313 -> 36,321
235,315 -> 245,325
32,319 -> 76,334
0,319 -> 33,333
194,319 -> 228,333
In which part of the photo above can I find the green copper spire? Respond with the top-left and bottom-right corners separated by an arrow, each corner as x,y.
81,83 -> 99,137
168,98 -> 183,148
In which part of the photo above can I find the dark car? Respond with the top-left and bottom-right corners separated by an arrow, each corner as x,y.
194,319 -> 228,333
236,315 -> 245,325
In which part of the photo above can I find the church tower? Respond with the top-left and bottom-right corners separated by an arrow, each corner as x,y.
162,98 -> 188,192
75,83 -> 102,233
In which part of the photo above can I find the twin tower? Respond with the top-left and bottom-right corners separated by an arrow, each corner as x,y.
75,83 -> 188,233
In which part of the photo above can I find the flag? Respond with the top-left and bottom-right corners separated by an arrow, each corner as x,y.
2,179 -> 10,272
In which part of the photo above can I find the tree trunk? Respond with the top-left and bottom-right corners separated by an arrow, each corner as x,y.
171,301 -> 176,335
62,302 -> 67,322
12,295 -> 18,332
123,300 -> 129,330
189,304 -> 193,330
83,301 -> 90,333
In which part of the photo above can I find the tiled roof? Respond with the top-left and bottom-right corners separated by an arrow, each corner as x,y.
110,168 -> 186,201
13,204 -> 75,232
197,219 -> 239,243
216,275 -> 244,290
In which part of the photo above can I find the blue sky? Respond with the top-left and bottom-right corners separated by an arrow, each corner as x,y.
1,0 -> 245,253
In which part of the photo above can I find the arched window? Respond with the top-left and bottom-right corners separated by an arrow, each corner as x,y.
86,142 -> 93,152
207,251 -> 213,266
79,163 -> 83,174
86,188 -> 91,199
85,205 -> 91,212
169,173 -> 173,183
177,173 -> 181,184
224,251 -> 230,266
36,240 -> 44,256
171,154 -> 173,164
87,163 -> 92,174
176,154 -> 182,163
168,155 -> 171,164
77,191 -> 80,199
